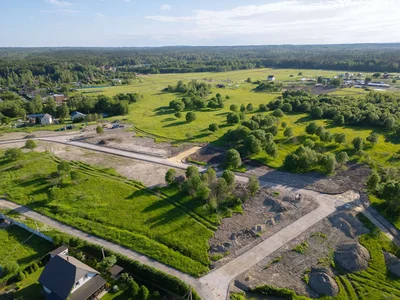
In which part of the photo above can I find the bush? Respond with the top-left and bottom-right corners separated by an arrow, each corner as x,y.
5,148 -> 23,161
227,112 -> 240,124
248,176 -> 260,196
129,279 -> 140,297
225,149 -> 242,169
273,109 -> 284,117
17,271 -> 25,282
305,122 -> 318,135
259,104 -> 268,112
186,112 -> 196,123
165,169 -> 176,185
352,137 -> 365,151
174,112 -> 182,118
208,123 -> 219,132
24,139 -> 37,151
139,285 -> 150,300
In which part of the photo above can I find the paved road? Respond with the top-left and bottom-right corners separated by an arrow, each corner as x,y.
1,135 -> 398,299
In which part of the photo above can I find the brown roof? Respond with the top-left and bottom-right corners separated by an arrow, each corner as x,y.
49,245 -> 68,257
109,265 -> 124,276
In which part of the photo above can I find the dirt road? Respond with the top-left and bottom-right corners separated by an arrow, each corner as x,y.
1,135 -> 399,299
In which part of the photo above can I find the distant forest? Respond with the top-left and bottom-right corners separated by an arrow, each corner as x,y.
1,44 -> 400,83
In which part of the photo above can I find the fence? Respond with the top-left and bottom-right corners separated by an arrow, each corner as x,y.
0,213 -> 53,243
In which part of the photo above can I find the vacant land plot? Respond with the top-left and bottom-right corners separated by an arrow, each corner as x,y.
0,225 -> 52,280
0,151 -> 213,276
238,211 -> 400,299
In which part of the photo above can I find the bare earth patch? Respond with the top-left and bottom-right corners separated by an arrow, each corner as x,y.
82,129 -> 195,158
209,188 -> 318,268
0,141 -> 183,187
234,206 -> 369,298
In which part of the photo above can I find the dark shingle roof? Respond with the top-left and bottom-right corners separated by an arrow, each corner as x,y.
49,245 -> 68,257
39,255 -> 99,300
70,275 -> 106,300
108,265 -> 124,277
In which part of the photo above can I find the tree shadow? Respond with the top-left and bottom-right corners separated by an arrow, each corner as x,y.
163,121 -> 187,128
161,117 -> 176,122
215,112 -> 228,116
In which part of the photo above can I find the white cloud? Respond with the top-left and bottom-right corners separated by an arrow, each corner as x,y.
45,0 -> 71,6
160,4 -> 172,11
95,13 -> 106,17
145,0 -> 400,44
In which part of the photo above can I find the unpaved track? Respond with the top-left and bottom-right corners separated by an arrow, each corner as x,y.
1,135 -> 399,299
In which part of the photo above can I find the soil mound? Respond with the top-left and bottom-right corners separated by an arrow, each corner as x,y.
335,243 -> 370,272
329,212 -> 369,238
384,252 -> 400,277
309,267 -> 338,296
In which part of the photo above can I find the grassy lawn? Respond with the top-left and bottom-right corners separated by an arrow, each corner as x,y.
0,152 -> 213,276
0,226 -> 52,275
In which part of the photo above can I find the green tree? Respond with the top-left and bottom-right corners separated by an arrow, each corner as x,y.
303,139 -> 315,148
129,279 -> 140,297
334,114 -> 345,125
138,285 -> 150,300
186,112 -> 196,123
57,103 -> 69,119
174,111 -> 182,118
100,255 -> 117,271
246,77 -> 252,83
366,132 -> 379,146
1,116 -> 11,124
225,149 -> 241,169
227,112 -> 240,124
57,161 -> 71,175
306,122 -> 318,135
206,167 -> 217,182
222,170 -> 236,187
273,108 -> 284,117
17,271 -> 25,281
208,123 -> 219,132
25,139 -> 37,151
70,171 -> 84,184
31,94 -> 43,113
334,133 -> 346,144
336,151 -> 349,168
197,184 -> 211,201
216,178 -> 229,202
248,176 -> 260,196
3,261 -> 19,276
186,165 -> 199,178
265,141 -> 278,157
246,103 -> 254,112
5,148 -> 23,161
45,97 -> 57,115
352,137 -> 364,151
319,153 -> 336,174
230,104 -> 238,112
165,169 -> 176,185
281,103 -> 292,113
366,170 -> 381,191
96,125 -> 104,135
284,127 -> 293,138
244,135 -> 262,155
259,104 -> 267,112
240,104 -> 246,112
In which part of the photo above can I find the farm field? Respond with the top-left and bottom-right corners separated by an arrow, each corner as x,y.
0,151 -> 213,276
77,68 -> 400,170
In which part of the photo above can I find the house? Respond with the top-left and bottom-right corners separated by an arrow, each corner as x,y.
267,75 -> 275,81
70,111 -> 87,121
49,245 -> 69,258
382,73 -> 391,79
27,113 -> 53,125
41,114 -> 53,125
108,265 -> 124,280
53,94 -> 67,105
39,254 -> 106,300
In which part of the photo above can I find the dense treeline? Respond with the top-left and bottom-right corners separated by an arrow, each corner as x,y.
1,44 -> 400,87
268,90 -> 400,131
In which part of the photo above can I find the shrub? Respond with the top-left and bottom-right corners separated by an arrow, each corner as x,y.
25,139 -> 37,151
5,148 -> 23,161
208,123 -> 219,132
273,109 -> 284,117
17,271 -> 25,282
96,125 -> 104,135
130,279 -> 140,297
185,166 -> 199,178
165,169 -> 176,185
259,104 -> 268,112
305,122 -> 318,135
248,176 -> 260,196
174,112 -> 182,118
230,104 -> 238,112
227,112 -> 240,124
186,112 -> 196,123
352,137 -> 365,151
139,285 -> 150,300
225,149 -> 242,169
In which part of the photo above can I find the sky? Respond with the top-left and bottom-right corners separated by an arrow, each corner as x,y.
1,0 -> 400,47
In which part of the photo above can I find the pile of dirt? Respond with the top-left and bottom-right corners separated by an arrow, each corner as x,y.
328,211 -> 369,238
335,243 -> 370,272
309,267 -> 338,297
384,252 -> 400,277
189,145 -> 225,165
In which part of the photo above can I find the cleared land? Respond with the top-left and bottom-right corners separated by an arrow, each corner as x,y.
0,151 -> 213,276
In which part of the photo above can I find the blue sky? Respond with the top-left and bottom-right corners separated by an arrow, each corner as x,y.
1,0 -> 400,47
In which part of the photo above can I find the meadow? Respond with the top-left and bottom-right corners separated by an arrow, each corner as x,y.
0,151 -> 213,276
77,68 -> 400,170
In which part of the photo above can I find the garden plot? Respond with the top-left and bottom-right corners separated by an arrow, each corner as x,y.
209,188 -> 318,268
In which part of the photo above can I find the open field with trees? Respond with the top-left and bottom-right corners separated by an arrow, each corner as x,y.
0,151 -> 214,276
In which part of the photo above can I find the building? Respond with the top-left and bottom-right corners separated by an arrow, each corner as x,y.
39,254 -> 106,300
27,114 -> 53,125
108,265 -> 124,280
49,245 -> 69,258
267,75 -> 275,81
53,94 -> 67,105
70,111 -> 87,121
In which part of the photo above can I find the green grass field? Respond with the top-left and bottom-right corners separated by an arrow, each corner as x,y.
0,151 -> 213,276
0,226 -> 52,280
75,68 -> 400,170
